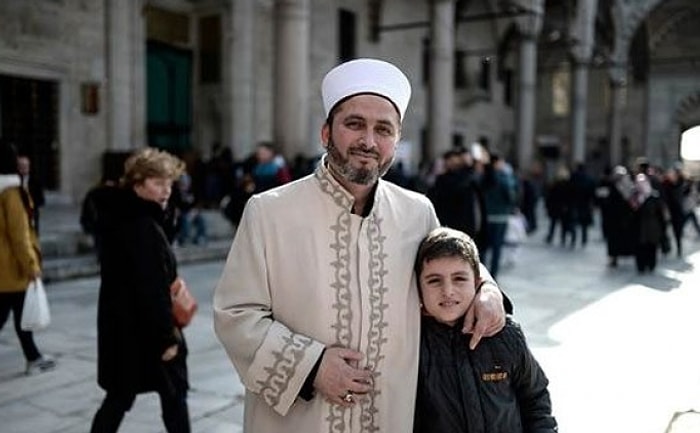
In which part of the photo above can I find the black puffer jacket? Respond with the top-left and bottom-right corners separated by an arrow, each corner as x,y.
95,187 -> 188,396
414,317 -> 557,433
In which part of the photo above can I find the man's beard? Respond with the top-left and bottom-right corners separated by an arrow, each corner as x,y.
326,138 -> 394,185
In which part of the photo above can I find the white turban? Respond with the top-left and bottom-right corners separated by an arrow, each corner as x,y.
321,58 -> 412,120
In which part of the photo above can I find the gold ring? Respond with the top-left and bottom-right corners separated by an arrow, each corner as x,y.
343,392 -> 354,403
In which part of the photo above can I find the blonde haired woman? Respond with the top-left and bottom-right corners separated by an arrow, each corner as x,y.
91,147 -> 190,433
0,140 -> 55,375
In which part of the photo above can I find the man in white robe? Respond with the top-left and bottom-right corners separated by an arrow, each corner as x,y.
213,58 -> 506,433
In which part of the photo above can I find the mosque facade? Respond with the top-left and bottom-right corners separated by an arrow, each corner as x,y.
1,0 -> 698,202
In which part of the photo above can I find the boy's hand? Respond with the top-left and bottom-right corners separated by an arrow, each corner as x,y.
463,281 -> 505,350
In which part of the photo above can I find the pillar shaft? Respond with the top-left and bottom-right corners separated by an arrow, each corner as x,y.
274,0 -> 310,159
608,82 -> 623,166
516,36 -> 537,170
227,0 -> 256,159
427,0 -> 454,163
106,0 -> 137,150
570,61 -> 589,164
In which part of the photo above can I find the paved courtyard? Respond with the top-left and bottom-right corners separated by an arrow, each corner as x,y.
1,229 -> 700,432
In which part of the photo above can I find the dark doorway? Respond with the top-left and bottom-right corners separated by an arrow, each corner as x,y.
0,74 -> 60,190
146,40 -> 193,154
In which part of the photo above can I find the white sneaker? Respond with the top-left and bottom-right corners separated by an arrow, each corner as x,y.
25,356 -> 57,375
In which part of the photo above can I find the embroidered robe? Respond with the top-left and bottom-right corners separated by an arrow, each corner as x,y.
214,162 -> 439,432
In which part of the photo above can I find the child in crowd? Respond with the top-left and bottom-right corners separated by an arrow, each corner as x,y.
413,227 -> 557,433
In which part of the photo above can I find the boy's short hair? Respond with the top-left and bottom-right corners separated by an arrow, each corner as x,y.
415,227 -> 481,282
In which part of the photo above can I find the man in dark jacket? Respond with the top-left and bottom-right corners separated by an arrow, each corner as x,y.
413,227 -> 557,433
569,162 -> 596,248
427,148 -> 487,250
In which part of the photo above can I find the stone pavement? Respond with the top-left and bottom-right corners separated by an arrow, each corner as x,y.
2,215 -> 700,432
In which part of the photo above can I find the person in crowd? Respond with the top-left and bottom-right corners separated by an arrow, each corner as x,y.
203,144 -> 235,207
601,166 -> 637,266
251,141 -> 292,193
480,152 -> 518,277
90,148 -> 190,433
519,161 -> 544,235
0,140 -> 56,375
545,165 -> 575,247
221,173 -> 255,228
661,166 -> 688,257
81,171 -> 121,256
413,227 -> 557,433
569,162 -> 596,248
631,173 -> 666,273
17,153 -> 44,233
290,153 -> 318,180
213,58 -> 508,433
172,171 -> 207,246
383,159 -> 410,188
427,148 -> 487,250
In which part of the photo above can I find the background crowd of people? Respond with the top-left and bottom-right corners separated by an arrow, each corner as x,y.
102,136 -> 698,282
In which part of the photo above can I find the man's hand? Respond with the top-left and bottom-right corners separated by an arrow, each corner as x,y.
463,281 -> 506,350
313,347 -> 374,406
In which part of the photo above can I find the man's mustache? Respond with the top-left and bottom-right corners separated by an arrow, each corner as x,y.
349,147 -> 380,159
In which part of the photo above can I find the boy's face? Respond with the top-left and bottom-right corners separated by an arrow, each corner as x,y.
419,256 -> 477,326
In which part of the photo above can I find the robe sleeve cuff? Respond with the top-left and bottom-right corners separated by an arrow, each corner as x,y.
246,327 -> 326,416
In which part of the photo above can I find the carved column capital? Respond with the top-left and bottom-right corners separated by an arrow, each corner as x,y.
514,0 -> 544,39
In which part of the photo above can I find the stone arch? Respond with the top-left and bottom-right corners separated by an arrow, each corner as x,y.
612,0 -> 666,61
647,3 -> 700,52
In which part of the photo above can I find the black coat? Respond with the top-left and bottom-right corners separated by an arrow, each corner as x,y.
414,317 -> 557,433
597,179 -> 636,257
544,179 -> 574,221
570,169 -> 596,226
633,194 -> 666,246
427,168 -> 487,249
95,187 -> 188,396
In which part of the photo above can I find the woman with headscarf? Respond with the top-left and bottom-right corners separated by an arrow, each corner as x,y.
632,173 -> 666,273
596,166 -> 636,267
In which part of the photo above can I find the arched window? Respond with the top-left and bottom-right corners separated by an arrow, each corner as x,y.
552,64 -> 570,116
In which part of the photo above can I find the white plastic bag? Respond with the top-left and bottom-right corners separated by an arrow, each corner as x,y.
505,213 -> 528,245
21,278 -> 51,331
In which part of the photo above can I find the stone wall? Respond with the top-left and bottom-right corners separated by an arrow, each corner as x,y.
0,0 -> 107,202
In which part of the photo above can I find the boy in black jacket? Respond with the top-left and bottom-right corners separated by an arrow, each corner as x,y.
413,227 -> 557,433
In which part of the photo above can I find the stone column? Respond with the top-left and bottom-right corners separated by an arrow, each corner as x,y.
607,66 -> 626,166
427,0 -> 455,163
570,60 -> 589,163
274,0 -> 310,159
131,0 -> 146,148
568,0 -> 597,165
226,0 -> 256,159
516,35 -> 537,171
106,0 -> 136,150
514,1 -> 543,171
